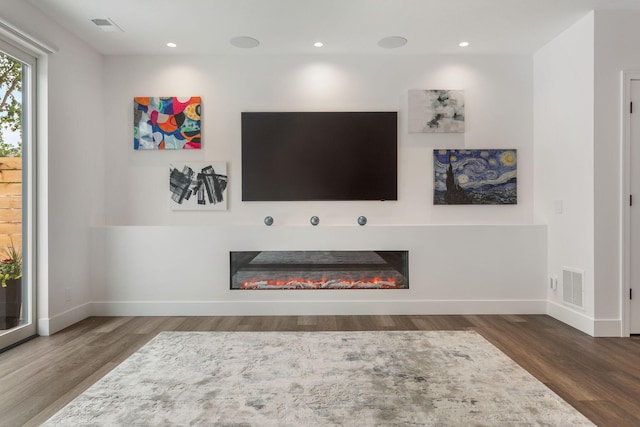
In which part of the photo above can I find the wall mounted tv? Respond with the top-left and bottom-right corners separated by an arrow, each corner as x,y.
241,112 -> 398,201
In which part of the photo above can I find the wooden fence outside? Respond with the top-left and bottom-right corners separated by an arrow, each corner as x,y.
0,157 -> 22,251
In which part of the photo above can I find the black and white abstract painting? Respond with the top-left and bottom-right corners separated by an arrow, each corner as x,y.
169,162 -> 228,210
409,90 -> 465,133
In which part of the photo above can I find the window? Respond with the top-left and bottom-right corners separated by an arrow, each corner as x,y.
0,38 -> 36,349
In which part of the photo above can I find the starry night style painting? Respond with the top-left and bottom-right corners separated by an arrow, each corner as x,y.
433,149 -> 517,205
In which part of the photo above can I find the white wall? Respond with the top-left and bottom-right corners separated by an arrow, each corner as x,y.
89,225 -> 547,316
533,13 -> 597,334
45,36 -> 104,333
1,1 -> 104,334
593,10 -> 640,335
82,53 -> 548,319
4,5 -> 637,335
102,54 -> 534,226
2,5 -> 553,331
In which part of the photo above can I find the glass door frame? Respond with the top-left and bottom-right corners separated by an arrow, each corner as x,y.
0,38 -> 37,349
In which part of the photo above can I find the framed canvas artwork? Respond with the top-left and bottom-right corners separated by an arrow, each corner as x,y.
169,162 -> 228,210
433,149 -> 517,205
409,90 -> 465,133
134,97 -> 201,149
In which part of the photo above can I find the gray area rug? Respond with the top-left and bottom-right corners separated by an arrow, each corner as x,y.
43,331 -> 594,426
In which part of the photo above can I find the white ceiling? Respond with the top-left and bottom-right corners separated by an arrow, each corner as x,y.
25,0 -> 640,55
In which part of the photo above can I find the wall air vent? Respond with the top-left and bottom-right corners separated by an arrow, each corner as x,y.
562,267 -> 584,308
91,18 -> 123,32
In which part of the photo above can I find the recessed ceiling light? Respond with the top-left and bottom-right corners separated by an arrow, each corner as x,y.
458,41 -> 470,47
314,42 -> 324,48
230,36 -> 260,49
166,42 -> 177,48
377,36 -> 407,49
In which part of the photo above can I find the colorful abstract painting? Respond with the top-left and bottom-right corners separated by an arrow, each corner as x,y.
409,90 -> 465,133
134,97 -> 201,150
433,149 -> 517,205
169,162 -> 227,210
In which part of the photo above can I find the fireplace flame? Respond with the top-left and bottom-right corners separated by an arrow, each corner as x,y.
241,277 -> 399,290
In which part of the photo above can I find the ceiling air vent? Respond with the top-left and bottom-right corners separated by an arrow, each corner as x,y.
91,18 -> 123,32
562,267 -> 584,309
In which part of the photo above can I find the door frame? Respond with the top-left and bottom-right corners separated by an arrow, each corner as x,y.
621,71 -> 640,337
0,19 -> 56,344
0,39 -> 37,348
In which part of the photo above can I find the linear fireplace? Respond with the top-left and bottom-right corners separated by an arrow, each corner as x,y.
230,250 -> 409,290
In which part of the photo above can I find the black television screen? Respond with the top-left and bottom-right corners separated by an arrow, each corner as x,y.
241,112 -> 398,201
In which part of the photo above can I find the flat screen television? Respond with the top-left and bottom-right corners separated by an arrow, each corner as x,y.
241,112 -> 398,201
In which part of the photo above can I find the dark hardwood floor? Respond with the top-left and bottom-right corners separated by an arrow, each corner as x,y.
0,315 -> 638,426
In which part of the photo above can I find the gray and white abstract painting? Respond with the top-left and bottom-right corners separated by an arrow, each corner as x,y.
409,89 -> 465,133
169,162 -> 228,210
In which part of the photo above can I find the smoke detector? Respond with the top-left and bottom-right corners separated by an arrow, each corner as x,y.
91,18 -> 123,32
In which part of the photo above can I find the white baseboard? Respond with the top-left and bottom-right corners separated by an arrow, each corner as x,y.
546,301 -> 622,337
593,318 -> 623,337
90,299 -> 547,317
38,303 -> 92,336
546,301 -> 594,335
37,300 -> 623,336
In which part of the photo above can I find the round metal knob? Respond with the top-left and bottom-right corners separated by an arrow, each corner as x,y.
310,216 -> 320,226
264,216 -> 274,226
358,216 -> 367,226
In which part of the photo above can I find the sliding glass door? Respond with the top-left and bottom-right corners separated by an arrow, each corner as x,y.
0,39 -> 36,349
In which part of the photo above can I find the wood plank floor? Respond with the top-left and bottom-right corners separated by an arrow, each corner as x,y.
0,315 -> 638,426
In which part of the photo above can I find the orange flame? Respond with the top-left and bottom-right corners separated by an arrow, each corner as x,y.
241,277 -> 399,289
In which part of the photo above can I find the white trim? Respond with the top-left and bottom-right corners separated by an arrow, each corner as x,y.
35,55 -> 50,340
0,322 -> 35,349
0,17 -> 57,55
40,300 -> 620,336
90,299 -> 547,317
36,317 -> 50,337
38,303 -> 92,336
621,71 -> 640,337
22,48 -> 38,342
594,319 -> 623,337
547,300 -> 595,336
0,38 -> 38,346
0,325 -> 33,349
